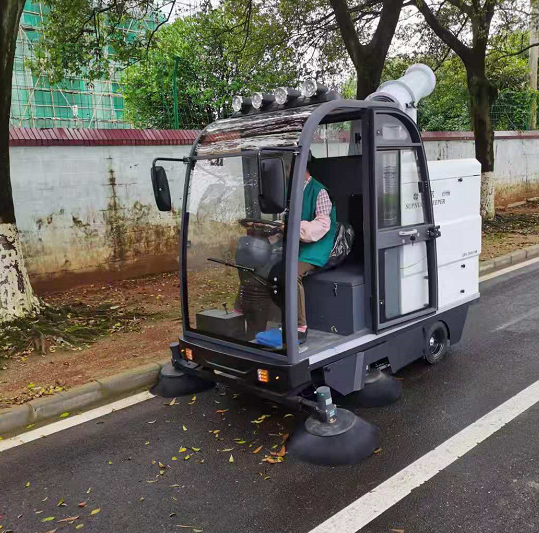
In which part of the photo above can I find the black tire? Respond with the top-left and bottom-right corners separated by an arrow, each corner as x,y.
424,321 -> 449,364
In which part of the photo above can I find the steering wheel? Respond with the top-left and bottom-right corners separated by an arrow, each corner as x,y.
239,218 -> 284,236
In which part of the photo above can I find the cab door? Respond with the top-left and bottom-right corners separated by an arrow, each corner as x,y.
371,112 -> 439,331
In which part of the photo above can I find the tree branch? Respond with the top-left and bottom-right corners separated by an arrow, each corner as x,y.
414,0 -> 473,63
328,0 -> 365,69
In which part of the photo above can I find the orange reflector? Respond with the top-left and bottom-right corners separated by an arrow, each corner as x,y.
185,348 -> 193,361
257,369 -> 270,383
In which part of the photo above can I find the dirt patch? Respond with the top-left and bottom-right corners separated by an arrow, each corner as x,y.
0,268 -> 240,407
0,272 -> 183,406
481,202 -> 539,261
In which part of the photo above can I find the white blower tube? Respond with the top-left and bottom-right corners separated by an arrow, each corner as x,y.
366,63 -> 436,122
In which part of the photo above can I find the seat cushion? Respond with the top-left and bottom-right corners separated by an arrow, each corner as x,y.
306,262 -> 365,286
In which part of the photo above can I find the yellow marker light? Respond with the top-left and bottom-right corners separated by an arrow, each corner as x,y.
257,369 -> 270,383
185,348 -> 193,361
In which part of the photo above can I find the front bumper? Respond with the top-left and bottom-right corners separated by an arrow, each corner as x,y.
171,335 -> 312,401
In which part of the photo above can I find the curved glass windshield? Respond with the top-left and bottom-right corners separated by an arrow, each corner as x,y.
184,151 -> 293,354
196,106 -> 318,155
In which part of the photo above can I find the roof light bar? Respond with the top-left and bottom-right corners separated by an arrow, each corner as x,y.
275,87 -> 301,105
302,78 -> 329,98
232,95 -> 252,113
252,92 -> 275,109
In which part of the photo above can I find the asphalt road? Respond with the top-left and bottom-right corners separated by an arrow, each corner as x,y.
2,262 -> 539,533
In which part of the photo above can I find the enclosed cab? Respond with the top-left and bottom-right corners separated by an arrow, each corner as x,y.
151,66 -> 480,404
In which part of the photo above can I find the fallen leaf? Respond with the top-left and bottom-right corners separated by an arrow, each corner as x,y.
179,447 -> 187,453
44,529 -> 58,533
160,470 -> 166,475
59,412 -> 70,419
215,409 -> 229,414
282,433 -> 290,442
57,516 -> 79,523
146,480 -> 157,484
169,398 -> 177,406
75,525 -> 85,530
170,513 -> 177,517
284,413 -> 294,418
170,484 -> 180,487
158,462 -> 166,468
86,488 -> 91,494
212,430 -> 220,435
56,498 -> 66,507
78,502 -> 87,508
42,517 -> 55,522
176,526 -> 196,529
183,425 -> 187,431
374,448 -> 382,454
108,460 -> 113,465
90,508 -> 101,515
172,456 -> 178,461
277,446 -> 286,457
188,396 -> 196,405
42,497 -> 48,502
229,454 -> 234,463
25,481 -> 30,488
191,447 -> 201,452
26,424 -> 35,429
253,446 -> 263,454
140,497 -> 144,502
390,530 -> 405,533
184,455 -> 191,461
147,420 -> 157,424
233,439 -> 246,444
193,530 -> 204,532
221,448 -> 234,452
145,441 -> 150,445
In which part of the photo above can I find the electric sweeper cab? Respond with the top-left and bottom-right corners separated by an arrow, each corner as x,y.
150,64 -> 481,465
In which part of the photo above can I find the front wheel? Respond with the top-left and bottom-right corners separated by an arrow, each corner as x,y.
424,322 -> 449,364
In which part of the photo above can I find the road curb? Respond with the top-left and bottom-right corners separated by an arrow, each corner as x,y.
479,244 -> 539,276
0,360 -> 168,438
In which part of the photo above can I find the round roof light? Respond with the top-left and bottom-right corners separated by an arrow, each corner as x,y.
252,92 -> 275,109
232,95 -> 251,113
275,87 -> 301,105
302,79 -> 329,98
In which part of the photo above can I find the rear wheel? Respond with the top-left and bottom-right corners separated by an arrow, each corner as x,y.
424,322 -> 449,364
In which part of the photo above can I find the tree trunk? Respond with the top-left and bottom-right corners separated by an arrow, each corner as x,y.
355,64 -> 384,100
530,0 -> 539,129
467,71 -> 498,220
0,0 -> 39,322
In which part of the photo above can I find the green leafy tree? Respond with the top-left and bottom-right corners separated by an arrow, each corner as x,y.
413,0 -> 532,219
121,4 -> 303,129
0,0 -> 175,322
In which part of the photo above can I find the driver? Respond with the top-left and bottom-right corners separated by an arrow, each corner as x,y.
297,156 -> 337,344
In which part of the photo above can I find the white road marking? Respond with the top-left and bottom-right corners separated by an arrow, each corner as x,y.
0,391 -> 154,453
479,255 -> 539,282
308,378 -> 539,533
494,306 -> 539,331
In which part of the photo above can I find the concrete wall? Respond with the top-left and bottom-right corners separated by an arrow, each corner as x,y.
422,133 -> 539,205
10,144 -> 189,292
9,130 -> 539,291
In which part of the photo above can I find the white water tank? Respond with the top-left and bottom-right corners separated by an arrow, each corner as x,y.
367,64 -> 436,122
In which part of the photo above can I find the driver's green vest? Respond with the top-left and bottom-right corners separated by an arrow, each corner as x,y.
299,178 -> 337,267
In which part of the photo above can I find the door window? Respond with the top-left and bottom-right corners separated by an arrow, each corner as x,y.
377,148 -> 426,229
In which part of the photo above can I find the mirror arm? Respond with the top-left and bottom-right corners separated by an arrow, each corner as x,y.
152,157 -> 190,168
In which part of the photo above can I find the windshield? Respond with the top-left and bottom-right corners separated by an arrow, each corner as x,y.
184,152 -> 293,353
196,105 -> 318,155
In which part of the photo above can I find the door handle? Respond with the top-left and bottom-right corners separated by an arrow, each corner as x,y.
398,229 -> 418,236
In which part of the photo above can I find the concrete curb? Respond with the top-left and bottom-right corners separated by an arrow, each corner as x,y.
0,360 -> 168,437
479,244 -> 539,276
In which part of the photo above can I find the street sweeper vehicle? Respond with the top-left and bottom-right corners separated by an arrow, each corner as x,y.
150,64 -> 481,465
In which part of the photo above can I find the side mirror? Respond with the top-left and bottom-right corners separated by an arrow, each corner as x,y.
151,165 -> 172,212
259,157 -> 286,214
